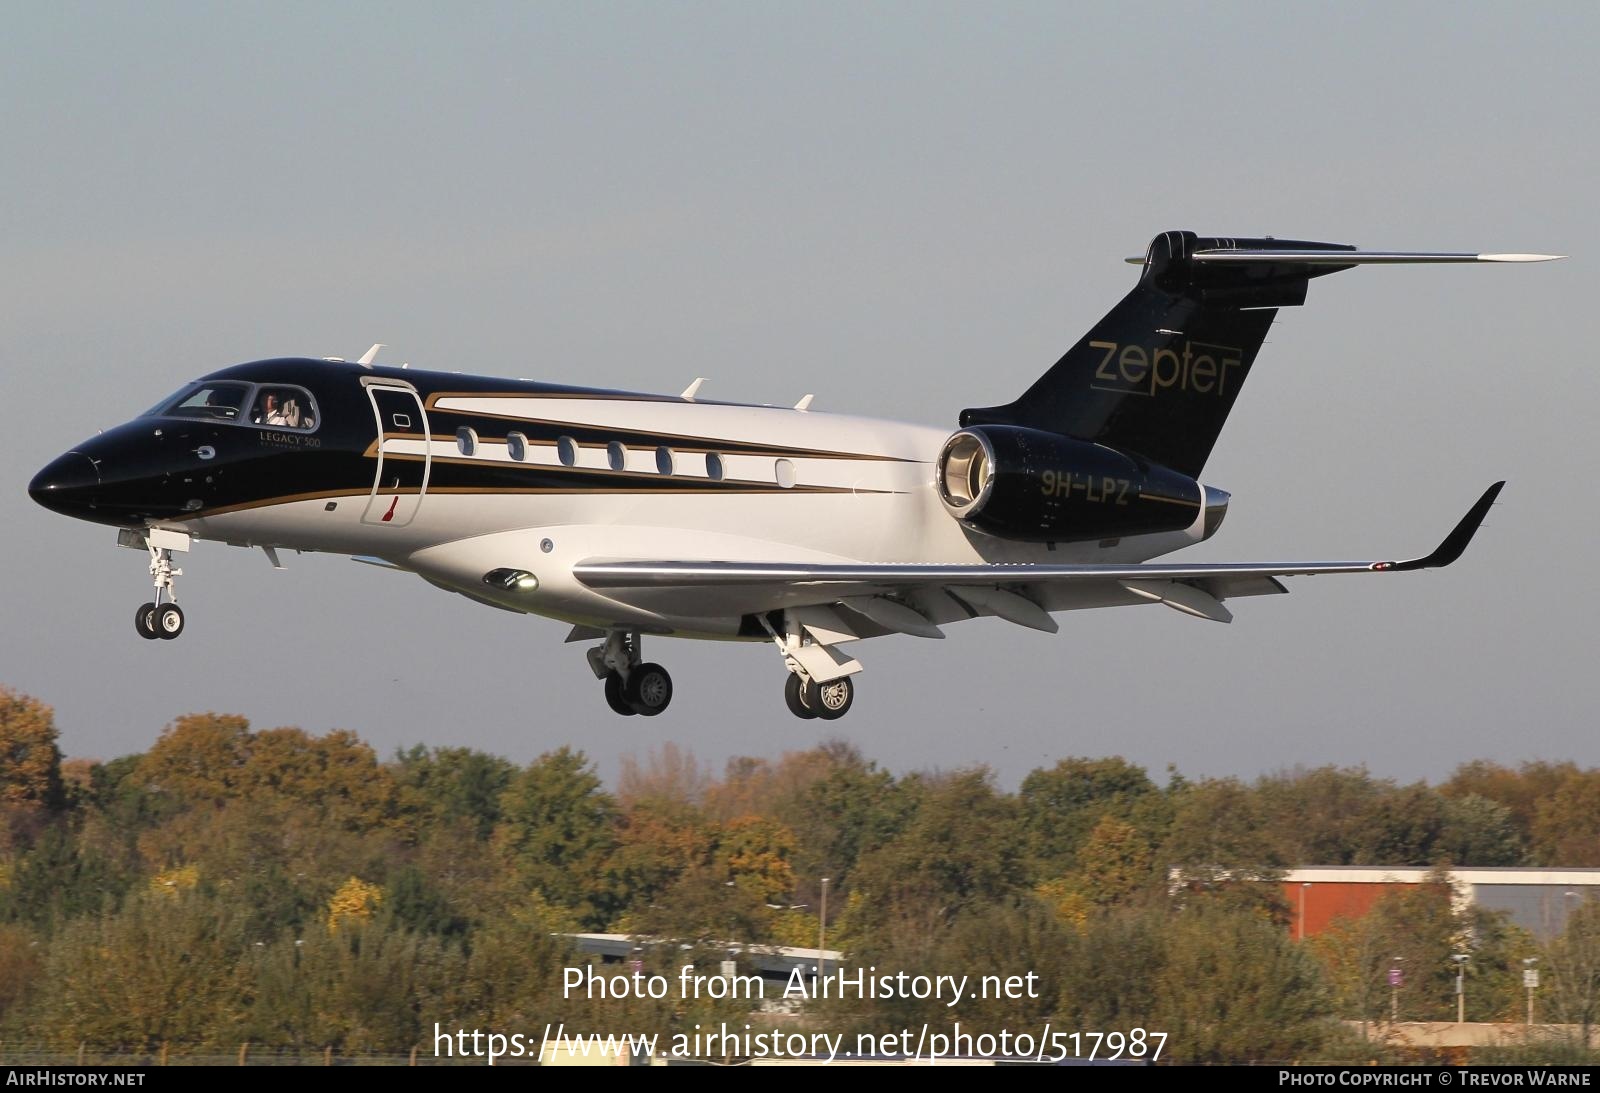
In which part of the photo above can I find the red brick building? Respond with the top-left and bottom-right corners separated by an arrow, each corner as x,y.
1281,868 -> 1600,940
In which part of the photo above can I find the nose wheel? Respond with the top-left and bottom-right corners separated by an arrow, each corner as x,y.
135,601 -> 185,640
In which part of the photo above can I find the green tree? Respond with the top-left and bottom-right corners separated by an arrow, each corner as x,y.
1533,773 -> 1600,867
0,687 -> 65,812
1161,776 -> 1285,872
136,713 -> 253,807
1018,756 -> 1162,876
243,915 -> 464,1055
30,889 -> 249,1053
845,768 -> 1026,947
394,744 -> 514,840
1437,793 -> 1525,866
1154,899 -> 1331,1063
1075,815 -> 1156,907
0,821 -> 133,929
779,743 -> 914,906
1056,903 -> 1169,1031
1311,876 -> 1528,1026
1442,760 -> 1576,851
0,922 -> 44,1031
493,748 -> 618,928
1544,896 -> 1600,1047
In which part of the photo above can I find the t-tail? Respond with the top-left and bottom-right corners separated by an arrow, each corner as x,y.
959,230 -> 1562,478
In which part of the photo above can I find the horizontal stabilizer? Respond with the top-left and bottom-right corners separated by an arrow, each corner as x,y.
1128,249 -> 1565,266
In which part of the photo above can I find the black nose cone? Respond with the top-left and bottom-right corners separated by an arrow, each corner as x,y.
29,451 -> 100,516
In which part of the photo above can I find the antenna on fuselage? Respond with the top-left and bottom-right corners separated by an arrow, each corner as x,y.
680,377 -> 707,400
794,394 -> 814,411
357,343 -> 386,367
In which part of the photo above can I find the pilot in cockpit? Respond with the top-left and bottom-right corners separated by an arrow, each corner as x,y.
254,390 -> 312,429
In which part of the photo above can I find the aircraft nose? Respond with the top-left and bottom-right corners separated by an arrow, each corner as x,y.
28,451 -> 101,514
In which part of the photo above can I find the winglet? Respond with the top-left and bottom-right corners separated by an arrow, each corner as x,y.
1387,481 -> 1505,571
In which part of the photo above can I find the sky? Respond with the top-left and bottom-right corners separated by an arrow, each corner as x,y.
2,2 -> 1594,792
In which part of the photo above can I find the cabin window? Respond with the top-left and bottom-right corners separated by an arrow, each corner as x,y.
655,447 -> 675,476
557,436 -> 578,467
607,441 -> 627,472
705,452 -> 724,481
457,426 -> 478,456
775,458 -> 797,489
506,432 -> 527,462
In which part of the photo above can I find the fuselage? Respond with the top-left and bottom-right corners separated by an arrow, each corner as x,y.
29,357 -> 1221,637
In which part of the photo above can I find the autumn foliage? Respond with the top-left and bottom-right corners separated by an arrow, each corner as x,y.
3,685 -> 1600,1062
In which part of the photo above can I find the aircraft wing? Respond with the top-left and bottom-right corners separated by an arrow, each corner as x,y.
572,482 -> 1503,630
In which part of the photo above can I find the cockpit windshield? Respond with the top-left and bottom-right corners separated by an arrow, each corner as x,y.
145,381 -> 319,431
147,382 -> 253,421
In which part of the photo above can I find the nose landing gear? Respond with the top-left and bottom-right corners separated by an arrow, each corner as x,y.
123,528 -> 191,641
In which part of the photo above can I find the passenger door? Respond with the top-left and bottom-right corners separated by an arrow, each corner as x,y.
361,379 -> 431,527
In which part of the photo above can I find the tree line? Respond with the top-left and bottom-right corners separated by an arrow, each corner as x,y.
2,683 -> 1599,1064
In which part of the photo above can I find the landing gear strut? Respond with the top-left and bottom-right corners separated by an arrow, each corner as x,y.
128,529 -> 190,640
588,631 -> 673,717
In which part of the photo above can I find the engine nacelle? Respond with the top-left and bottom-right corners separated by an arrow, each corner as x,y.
937,425 -> 1216,543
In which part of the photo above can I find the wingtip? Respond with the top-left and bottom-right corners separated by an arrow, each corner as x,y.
1392,481 -> 1504,571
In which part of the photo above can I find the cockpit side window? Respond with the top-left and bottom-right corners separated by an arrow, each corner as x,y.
250,386 -> 318,431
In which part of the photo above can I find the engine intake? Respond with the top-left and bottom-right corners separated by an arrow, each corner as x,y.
937,425 -> 1207,543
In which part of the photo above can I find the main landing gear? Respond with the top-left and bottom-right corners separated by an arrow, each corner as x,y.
126,529 -> 191,640
583,614 -> 861,721
758,611 -> 859,721
588,631 -> 673,717
782,671 -> 854,721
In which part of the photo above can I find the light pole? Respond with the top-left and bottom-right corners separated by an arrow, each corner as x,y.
819,877 -> 830,978
1524,957 -> 1540,1027
1453,953 -> 1470,1024
1298,882 -> 1312,942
